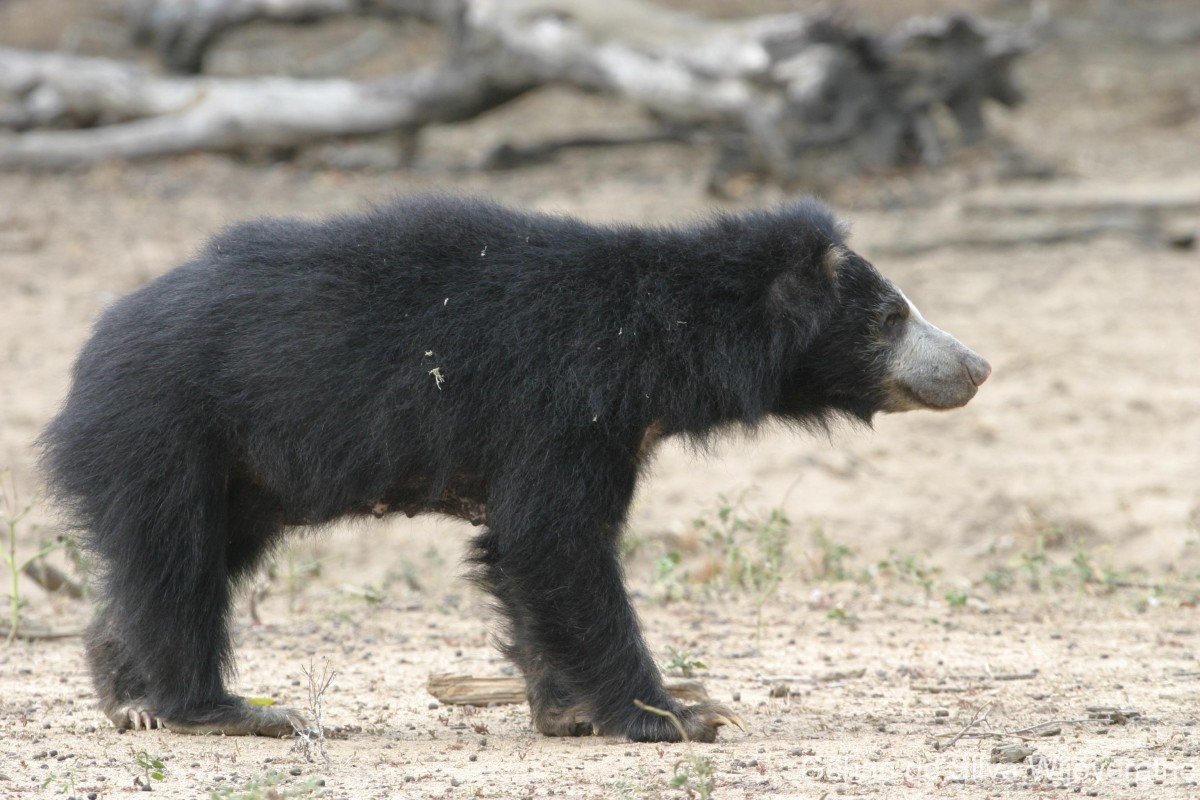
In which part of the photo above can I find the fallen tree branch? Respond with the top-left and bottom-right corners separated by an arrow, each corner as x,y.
0,46 -> 535,167
126,0 -> 455,73
1,0 -> 1036,179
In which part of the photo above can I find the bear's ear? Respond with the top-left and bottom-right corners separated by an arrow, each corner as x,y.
821,243 -> 848,288
767,241 -> 844,315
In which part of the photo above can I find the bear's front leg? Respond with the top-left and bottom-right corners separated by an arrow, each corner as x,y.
476,452 -> 743,743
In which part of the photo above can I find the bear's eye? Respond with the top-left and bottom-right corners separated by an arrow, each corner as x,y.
884,310 -> 907,329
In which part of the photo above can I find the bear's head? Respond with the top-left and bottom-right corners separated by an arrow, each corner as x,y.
771,222 -> 990,425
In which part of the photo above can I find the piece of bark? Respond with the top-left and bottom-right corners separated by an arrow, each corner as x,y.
427,672 -> 711,706
427,674 -> 528,706
21,561 -> 84,599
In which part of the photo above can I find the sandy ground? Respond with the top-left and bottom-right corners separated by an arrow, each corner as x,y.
1,1 -> 1199,798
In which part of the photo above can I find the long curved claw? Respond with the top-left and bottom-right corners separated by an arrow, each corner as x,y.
708,712 -> 748,733
681,702 -> 749,742
121,706 -> 162,731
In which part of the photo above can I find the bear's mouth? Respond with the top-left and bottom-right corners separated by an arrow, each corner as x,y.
882,379 -> 974,413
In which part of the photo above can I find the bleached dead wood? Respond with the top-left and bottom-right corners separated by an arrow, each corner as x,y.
126,0 -> 454,74
427,672 -> 711,706
0,46 -> 535,167
0,0 -> 1035,178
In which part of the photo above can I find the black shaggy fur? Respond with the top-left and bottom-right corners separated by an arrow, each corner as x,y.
41,195 -> 911,741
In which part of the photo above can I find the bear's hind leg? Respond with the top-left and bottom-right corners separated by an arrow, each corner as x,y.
171,493 -> 313,737
87,628 -> 301,737
151,490 -> 310,737
88,470 -> 299,737
85,607 -> 157,729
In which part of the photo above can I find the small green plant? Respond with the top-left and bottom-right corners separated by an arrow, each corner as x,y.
945,590 -> 969,609
2,469 -> 53,643
134,749 -> 167,785
662,646 -> 708,677
423,543 -> 445,570
619,530 -> 644,563
263,543 -> 324,612
671,751 -> 717,799
336,582 -> 386,607
633,701 -> 716,800
826,605 -> 859,625
689,494 -> 791,636
653,550 -> 689,602
982,567 -> 1014,593
982,531 -> 1154,598
692,495 -> 788,597
1070,540 -> 1124,591
877,550 -> 942,598
1016,537 -> 1053,590
805,527 -> 856,582
41,768 -> 78,796
284,546 -> 322,610
610,778 -> 641,800
210,772 -> 325,800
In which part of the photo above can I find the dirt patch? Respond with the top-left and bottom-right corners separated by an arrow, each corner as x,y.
1,1 -> 1198,798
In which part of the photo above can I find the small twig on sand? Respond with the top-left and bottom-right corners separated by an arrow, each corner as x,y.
1006,718 -> 1102,737
911,684 -> 972,693
934,703 -> 993,751
0,623 -> 81,640
933,716 -> 1114,749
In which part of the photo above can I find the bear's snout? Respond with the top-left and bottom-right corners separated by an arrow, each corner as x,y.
882,303 -> 989,413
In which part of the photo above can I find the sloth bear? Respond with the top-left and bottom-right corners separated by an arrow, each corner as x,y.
40,196 -> 989,743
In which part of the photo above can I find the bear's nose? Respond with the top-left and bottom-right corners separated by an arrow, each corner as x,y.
967,356 -> 992,387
